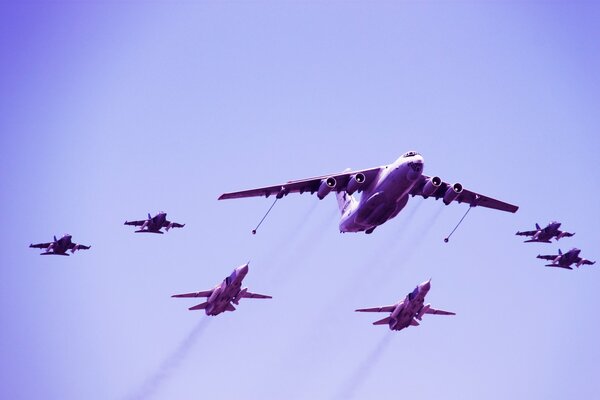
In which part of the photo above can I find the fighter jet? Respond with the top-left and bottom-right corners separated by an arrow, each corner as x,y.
172,263 -> 271,316
355,280 -> 455,331
537,248 -> 596,269
29,234 -> 91,256
219,151 -> 518,234
124,212 -> 184,234
516,222 -> 574,243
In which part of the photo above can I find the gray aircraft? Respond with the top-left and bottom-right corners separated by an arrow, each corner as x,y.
516,222 -> 574,243
219,152 -> 517,234
29,234 -> 91,256
537,248 -> 596,269
124,211 -> 184,234
355,280 -> 455,331
172,263 -> 272,316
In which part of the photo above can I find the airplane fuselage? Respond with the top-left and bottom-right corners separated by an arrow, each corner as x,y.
340,153 -> 424,233
43,235 -> 73,255
204,266 -> 248,316
389,283 -> 429,331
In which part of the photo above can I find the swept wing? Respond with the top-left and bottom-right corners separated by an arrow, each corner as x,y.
219,167 -> 382,200
410,174 -> 518,213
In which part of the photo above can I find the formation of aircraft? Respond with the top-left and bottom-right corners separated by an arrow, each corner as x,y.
219,151 -> 518,234
29,234 -> 91,256
516,222 -> 574,243
124,212 -> 185,234
355,280 -> 455,331
536,248 -> 596,270
171,263 -> 272,316
29,152 -> 595,336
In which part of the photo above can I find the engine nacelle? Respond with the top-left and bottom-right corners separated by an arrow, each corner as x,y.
317,177 -> 337,200
346,173 -> 366,195
443,183 -> 463,205
422,176 -> 442,197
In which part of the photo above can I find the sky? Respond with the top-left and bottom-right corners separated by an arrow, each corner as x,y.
1,1 -> 600,399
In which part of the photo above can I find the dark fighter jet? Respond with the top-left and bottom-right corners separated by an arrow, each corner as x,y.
537,248 -> 596,270
124,211 -> 184,234
516,222 -> 574,243
29,234 -> 91,256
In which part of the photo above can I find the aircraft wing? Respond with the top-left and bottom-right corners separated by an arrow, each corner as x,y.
355,305 -> 397,313
241,291 -> 272,299
537,254 -> 557,261
166,221 -> 185,228
410,174 -> 518,213
218,167 -> 382,200
124,220 -> 147,227
171,289 -> 214,298
579,259 -> 596,266
425,307 -> 455,316
515,230 -> 536,237
29,242 -> 52,249
71,244 -> 91,250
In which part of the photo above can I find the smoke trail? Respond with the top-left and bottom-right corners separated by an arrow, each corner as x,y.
127,317 -> 211,400
334,333 -> 394,400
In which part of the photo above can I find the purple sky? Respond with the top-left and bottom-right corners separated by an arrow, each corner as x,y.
1,2 -> 599,399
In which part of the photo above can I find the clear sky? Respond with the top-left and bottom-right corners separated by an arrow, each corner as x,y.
1,2 -> 599,399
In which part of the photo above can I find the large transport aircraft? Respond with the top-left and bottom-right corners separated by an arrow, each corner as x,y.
219,152 -> 518,234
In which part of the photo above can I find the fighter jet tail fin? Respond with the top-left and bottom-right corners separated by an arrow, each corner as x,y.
535,223 -> 541,230
189,302 -> 208,311
373,316 -> 392,326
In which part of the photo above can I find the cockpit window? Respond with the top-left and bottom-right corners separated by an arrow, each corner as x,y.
403,151 -> 419,158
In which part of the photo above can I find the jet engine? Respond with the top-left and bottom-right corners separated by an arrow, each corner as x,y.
443,183 -> 463,205
422,176 -> 442,197
317,177 -> 337,200
345,173 -> 366,195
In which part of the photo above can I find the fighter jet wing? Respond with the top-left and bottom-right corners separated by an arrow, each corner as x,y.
579,259 -> 596,266
124,220 -> 147,226
515,230 -> 537,237
171,290 -> 214,298
410,174 -> 518,213
425,307 -> 456,316
165,221 -> 185,228
537,254 -> 557,261
29,242 -> 52,249
241,291 -> 272,299
218,167 -> 382,200
355,305 -> 397,313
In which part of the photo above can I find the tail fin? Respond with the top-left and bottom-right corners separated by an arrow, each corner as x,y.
535,223 -> 541,230
558,249 -> 563,255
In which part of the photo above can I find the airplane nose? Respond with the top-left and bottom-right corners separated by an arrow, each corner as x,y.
420,280 -> 431,291
238,264 -> 249,274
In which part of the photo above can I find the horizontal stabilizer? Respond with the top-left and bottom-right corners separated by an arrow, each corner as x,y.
425,307 -> 456,316
189,302 -> 208,311
225,303 -> 236,312
545,264 -> 573,270
373,316 -> 392,325
410,319 -> 420,326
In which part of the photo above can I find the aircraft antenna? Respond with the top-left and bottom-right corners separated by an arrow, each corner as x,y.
252,197 -> 279,235
444,205 -> 473,243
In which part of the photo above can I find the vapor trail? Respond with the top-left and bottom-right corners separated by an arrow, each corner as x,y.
334,333 -> 394,400
127,317 -> 211,400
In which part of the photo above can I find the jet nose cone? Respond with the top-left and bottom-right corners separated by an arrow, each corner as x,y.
238,264 -> 249,274
420,280 -> 431,291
